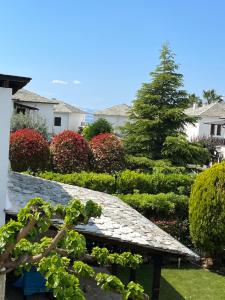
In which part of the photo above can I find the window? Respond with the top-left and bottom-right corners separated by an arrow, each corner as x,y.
54,117 -> 61,126
217,124 -> 222,136
210,124 -> 215,135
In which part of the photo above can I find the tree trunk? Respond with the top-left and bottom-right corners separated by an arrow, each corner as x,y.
0,274 -> 5,300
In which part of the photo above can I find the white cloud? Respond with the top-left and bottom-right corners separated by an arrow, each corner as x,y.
73,80 -> 81,85
52,79 -> 68,85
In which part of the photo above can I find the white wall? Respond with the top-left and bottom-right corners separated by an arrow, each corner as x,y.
19,101 -> 55,134
94,114 -> 128,134
0,88 -> 12,226
198,117 -> 225,139
185,122 -> 199,141
53,112 -> 69,135
69,113 -> 86,131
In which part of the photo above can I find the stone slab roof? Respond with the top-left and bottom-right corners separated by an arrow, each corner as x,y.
54,100 -> 86,114
185,102 -> 225,118
12,89 -> 59,105
7,172 -> 199,260
95,104 -> 131,117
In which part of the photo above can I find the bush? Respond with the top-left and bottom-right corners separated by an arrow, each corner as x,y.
11,111 -> 49,139
118,193 -> 189,219
125,155 -> 186,174
189,162 -> 225,255
50,130 -> 89,173
117,170 -> 194,195
162,135 -> 211,166
10,129 -> 50,172
83,118 -> 113,140
38,171 -> 116,194
90,133 -> 125,173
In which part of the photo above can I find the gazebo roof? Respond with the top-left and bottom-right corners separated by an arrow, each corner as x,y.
0,74 -> 31,95
7,172 -> 199,260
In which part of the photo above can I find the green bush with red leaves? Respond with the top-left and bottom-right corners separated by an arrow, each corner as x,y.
50,130 -> 89,173
10,128 -> 50,172
90,133 -> 125,173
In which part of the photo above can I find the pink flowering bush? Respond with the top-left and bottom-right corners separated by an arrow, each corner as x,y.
50,130 -> 89,173
10,129 -> 50,172
90,133 -> 125,173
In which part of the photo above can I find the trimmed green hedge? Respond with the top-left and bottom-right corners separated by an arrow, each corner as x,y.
117,170 -> 194,195
118,193 -> 189,219
38,170 -> 194,196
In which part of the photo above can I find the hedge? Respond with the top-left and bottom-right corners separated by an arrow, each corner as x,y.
118,193 -> 189,219
38,170 -> 194,196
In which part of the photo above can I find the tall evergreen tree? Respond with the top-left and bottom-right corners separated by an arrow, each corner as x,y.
122,44 -> 194,159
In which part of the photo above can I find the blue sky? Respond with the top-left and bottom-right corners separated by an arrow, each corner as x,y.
1,1 -> 225,109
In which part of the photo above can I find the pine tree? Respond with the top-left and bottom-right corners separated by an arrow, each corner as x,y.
122,44 -> 194,159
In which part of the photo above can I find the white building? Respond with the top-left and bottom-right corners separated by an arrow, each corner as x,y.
12,89 -> 86,135
185,102 -> 225,140
94,104 -> 130,134
53,100 -> 86,134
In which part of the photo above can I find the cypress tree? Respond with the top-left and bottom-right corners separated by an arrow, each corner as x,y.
122,44 -> 194,159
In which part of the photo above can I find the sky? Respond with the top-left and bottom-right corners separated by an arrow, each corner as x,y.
1,0 -> 225,109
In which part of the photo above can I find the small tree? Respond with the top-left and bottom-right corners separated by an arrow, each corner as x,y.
0,198 -> 146,300
83,118 -> 113,140
189,162 -> 225,260
90,133 -> 125,173
50,130 -> 90,173
122,44 -> 194,159
162,135 -> 211,166
9,129 -> 50,172
11,111 -> 49,140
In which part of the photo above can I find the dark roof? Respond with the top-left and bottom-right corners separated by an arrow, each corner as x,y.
0,74 -> 31,95
12,89 -> 59,104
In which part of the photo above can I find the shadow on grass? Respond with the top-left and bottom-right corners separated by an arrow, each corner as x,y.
118,264 -> 185,300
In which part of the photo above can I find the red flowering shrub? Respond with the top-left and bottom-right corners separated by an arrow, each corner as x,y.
90,133 -> 125,173
50,130 -> 89,173
10,129 -> 50,172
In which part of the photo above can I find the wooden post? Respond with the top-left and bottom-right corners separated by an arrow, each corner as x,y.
151,254 -> 163,300
111,263 -> 118,276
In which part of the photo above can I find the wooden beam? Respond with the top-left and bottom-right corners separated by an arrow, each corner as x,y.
151,254 -> 163,300
129,267 -> 136,282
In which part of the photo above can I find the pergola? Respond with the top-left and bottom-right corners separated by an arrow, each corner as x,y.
7,172 -> 199,300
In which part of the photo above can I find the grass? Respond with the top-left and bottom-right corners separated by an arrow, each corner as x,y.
118,263 -> 225,300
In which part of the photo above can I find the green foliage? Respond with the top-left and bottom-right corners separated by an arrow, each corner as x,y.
125,155 -> 186,174
117,170 -> 194,195
38,170 -> 194,196
122,44 -> 194,159
83,118 -> 113,140
202,89 -> 223,104
118,193 -> 189,219
11,111 -> 49,140
162,135 -> 211,166
73,261 -> 95,278
189,162 -> 225,254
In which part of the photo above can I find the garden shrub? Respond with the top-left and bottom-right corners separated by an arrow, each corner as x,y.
50,130 -> 89,173
90,133 -> 125,173
10,128 -> 50,172
38,171 -> 116,194
83,118 -> 113,140
118,193 -> 189,219
189,162 -> 225,255
117,170 -> 194,195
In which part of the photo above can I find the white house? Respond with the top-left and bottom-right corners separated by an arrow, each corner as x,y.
53,100 -> 86,134
184,102 -> 225,140
12,89 -> 86,135
94,104 -> 130,134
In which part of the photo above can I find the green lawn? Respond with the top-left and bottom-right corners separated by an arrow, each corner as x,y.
118,264 -> 225,300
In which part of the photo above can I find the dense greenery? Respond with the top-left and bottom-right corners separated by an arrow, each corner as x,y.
0,198 -> 146,300
189,162 -> 225,255
83,118 -> 113,140
118,193 -> 188,219
122,44 -> 194,159
162,135 -> 211,166
38,170 -> 194,196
